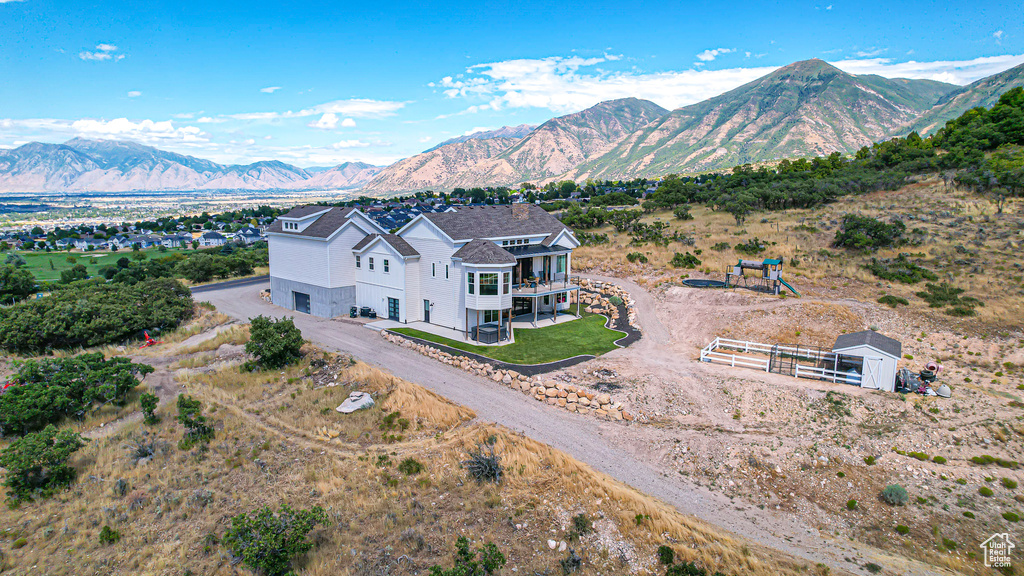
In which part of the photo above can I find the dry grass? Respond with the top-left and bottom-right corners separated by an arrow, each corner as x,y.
0,335 -> 818,576
177,325 -> 249,355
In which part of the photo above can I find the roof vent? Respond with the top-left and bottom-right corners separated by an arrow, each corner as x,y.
512,203 -> 529,221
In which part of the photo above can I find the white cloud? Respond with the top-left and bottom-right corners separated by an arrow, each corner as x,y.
419,136 -> 433,143
330,140 -> 370,149
260,86 -> 282,93
854,47 -> 887,57
79,43 -> 125,62
831,53 -> 1024,85
438,55 -> 776,112
696,48 -> 734,62
826,4 -> 833,9
0,0 -> 28,3
464,126 -> 495,136
127,91 -> 141,98
307,113 -> 358,130
230,98 -> 407,121
196,116 -> 228,124
0,117 -> 207,145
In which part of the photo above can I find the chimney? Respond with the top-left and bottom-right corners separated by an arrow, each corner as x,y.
512,203 -> 529,221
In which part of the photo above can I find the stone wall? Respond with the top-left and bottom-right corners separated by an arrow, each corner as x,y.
576,279 -> 641,334
380,331 -> 634,422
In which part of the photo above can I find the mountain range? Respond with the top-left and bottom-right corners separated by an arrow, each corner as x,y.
2,58 -> 1023,194
0,139 -> 383,193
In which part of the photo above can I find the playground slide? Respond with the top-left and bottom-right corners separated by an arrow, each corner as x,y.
779,278 -> 800,296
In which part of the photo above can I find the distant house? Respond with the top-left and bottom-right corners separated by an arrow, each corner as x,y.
160,233 -> 192,248
72,237 -> 108,251
235,226 -> 264,245
199,231 -> 227,247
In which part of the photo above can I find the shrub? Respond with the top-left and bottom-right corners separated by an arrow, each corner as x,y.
12,537 -> 28,548
609,295 -> 623,306
673,206 -> 694,221
864,563 -> 883,574
398,457 -> 423,476
177,395 -> 214,450
1002,478 -> 1019,489
560,549 -> 582,575
99,526 -> 121,545
932,455 -> 947,464
878,295 -> 910,308
670,252 -> 702,269
245,316 -> 304,369
0,353 -> 154,436
833,215 -> 906,250
657,545 -> 675,565
916,282 -> 983,315
846,499 -> 858,510
140,392 -> 160,425
865,254 -> 938,284
711,242 -> 731,251
0,278 -> 193,354
665,561 -> 714,576
572,514 -> 594,537
223,504 -> 329,576
895,524 -> 910,535
1004,511 -> 1021,522
979,486 -> 995,497
0,265 -> 36,305
428,537 -> 506,576
963,511 -> 975,519
0,425 -> 86,502
626,252 -> 649,264
881,484 -> 908,506
463,444 -> 502,483
864,455 -> 877,465
734,237 -> 766,255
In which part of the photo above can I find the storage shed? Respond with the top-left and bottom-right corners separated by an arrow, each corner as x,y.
831,330 -> 902,392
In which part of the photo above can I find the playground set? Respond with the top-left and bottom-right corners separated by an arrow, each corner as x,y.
681,257 -> 799,295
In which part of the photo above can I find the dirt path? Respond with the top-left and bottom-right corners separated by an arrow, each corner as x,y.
191,279 -> 951,575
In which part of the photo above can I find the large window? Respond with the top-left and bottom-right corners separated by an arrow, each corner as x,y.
483,310 -> 499,323
479,273 -> 498,295
503,272 -> 511,294
369,257 -> 374,271
355,255 -> 361,268
467,272 -> 475,295
383,259 -> 390,273
556,254 -> 567,273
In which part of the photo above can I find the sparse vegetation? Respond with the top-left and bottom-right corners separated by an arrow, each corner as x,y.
881,484 -> 908,506
0,425 -> 86,502
222,504 -> 329,576
463,443 -> 502,483
245,315 -> 304,369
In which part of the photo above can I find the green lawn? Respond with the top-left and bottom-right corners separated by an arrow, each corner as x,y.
391,312 -> 623,365
6,248 -> 182,282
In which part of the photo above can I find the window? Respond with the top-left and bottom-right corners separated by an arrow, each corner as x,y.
383,259 -> 390,273
557,292 -> 567,304
467,272 -> 475,294
483,310 -> 499,323
479,273 -> 498,295
503,272 -> 511,294
432,263 -> 436,277
445,265 -> 449,279
556,254 -> 567,273
369,257 -> 374,271
502,240 -> 508,246
355,255 -> 361,268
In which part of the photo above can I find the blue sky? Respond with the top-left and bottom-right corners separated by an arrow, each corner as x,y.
1,0 -> 1022,167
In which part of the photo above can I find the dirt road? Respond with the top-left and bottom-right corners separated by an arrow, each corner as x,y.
196,280 -> 944,576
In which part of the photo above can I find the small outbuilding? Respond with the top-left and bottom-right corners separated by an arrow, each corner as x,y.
831,330 -> 902,392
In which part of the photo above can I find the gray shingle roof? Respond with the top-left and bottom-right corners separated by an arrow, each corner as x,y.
352,233 -> 420,257
832,330 -> 902,358
422,204 -> 569,242
452,239 -> 516,265
278,205 -> 332,219
267,206 -> 355,238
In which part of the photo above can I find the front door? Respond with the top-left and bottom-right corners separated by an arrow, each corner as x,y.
388,297 -> 400,321
423,299 -> 430,323
518,258 -> 533,283
861,356 -> 883,389
293,292 -> 311,314
512,297 -> 532,316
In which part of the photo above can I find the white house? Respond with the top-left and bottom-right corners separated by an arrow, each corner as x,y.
268,203 -> 580,342
266,206 -> 387,317
199,231 -> 227,247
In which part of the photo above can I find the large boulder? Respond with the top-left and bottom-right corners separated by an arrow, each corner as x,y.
337,391 -> 374,413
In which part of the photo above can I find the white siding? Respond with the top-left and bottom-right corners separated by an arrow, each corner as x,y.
404,220 -> 462,329
326,223 -> 371,288
832,345 -> 898,392
354,242 -> 408,321
270,235 -> 329,286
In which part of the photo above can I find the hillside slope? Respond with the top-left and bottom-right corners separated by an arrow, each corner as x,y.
894,61 -> 1024,137
570,59 -> 957,180
360,137 -> 520,192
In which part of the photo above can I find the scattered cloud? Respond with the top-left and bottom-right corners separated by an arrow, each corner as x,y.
0,117 -> 207,144
438,55 -> 776,112
79,43 -> 125,62
196,117 -> 228,124
0,0 -> 28,3
230,98 -> 407,121
307,113 -> 358,130
831,53 -> 1024,85
854,47 -> 887,57
826,4 -> 833,10
127,91 -> 141,98
994,30 -> 1004,44
419,136 -> 432,143
330,140 -> 370,149
696,48 -> 734,62
260,86 -> 282,93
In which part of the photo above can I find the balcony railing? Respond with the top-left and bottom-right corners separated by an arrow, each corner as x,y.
511,275 -> 580,296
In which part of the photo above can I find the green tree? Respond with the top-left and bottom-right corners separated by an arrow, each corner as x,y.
59,263 -> 89,284
176,394 -> 214,449
245,316 -> 304,369
429,537 -> 506,576
0,425 -> 86,502
140,392 -> 159,425
223,504 -> 329,576
0,264 -> 36,304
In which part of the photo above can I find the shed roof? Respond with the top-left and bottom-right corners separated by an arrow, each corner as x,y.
452,239 -> 516,265
832,330 -> 902,358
